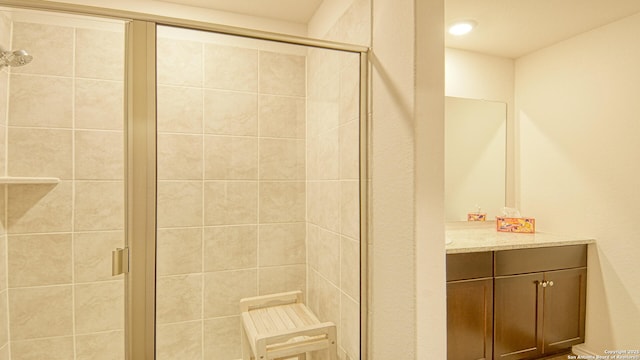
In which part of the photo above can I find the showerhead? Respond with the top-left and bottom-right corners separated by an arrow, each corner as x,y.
0,48 -> 33,69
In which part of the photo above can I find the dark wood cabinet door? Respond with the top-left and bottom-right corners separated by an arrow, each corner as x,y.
543,268 -> 587,353
494,274 -> 543,360
447,279 -> 493,360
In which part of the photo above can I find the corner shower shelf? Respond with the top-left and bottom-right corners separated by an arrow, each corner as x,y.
0,176 -> 60,185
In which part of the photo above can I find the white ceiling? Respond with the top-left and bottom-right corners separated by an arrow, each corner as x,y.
143,0 -> 640,59
445,0 -> 640,59
155,0 -> 323,23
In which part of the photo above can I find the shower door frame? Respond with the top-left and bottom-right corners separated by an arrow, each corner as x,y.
0,1 -> 371,359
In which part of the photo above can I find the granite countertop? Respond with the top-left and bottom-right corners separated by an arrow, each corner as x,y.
445,222 -> 596,254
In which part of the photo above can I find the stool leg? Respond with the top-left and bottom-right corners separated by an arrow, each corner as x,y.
327,326 -> 337,360
241,326 -> 252,360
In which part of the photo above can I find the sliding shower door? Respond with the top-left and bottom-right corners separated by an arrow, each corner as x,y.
0,6 -> 126,360
154,25 -> 363,360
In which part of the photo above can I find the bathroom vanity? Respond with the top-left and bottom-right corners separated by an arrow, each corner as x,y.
445,223 -> 595,360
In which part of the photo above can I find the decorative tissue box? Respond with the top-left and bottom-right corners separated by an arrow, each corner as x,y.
496,217 -> 535,233
467,212 -> 487,221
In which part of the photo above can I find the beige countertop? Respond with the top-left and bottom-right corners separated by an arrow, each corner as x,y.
445,222 -> 596,254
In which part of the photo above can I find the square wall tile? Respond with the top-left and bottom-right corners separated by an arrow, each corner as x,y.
9,285 -> 73,340
258,265 -> 306,296
157,134 -> 203,180
8,127 -> 72,179
259,51 -> 305,97
157,181 -> 202,228
259,95 -> 305,139
307,224 -> 319,272
75,130 -> 124,180
0,12 -> 10,45
10,336 -> 74,360
7,182 -> 72,234
317,127 -> 340,180
204,90 -> 257,136
75,281 -> 124,334
157,228 -> 203,276
0,72 -> 7,124
156,321 -> 202,360
340,294 -> 360,360
307,181 -> 340,233
156,275 -> 202,324
11,22 -> 73,76
340,120 -> 360,180
74,181 -> 124,231
259,223 -> 306,266
306,99 -> 339,140
307,49 -> 340,102
75,79 -> 124,130
204,181 -> 257,226
8,233 -> 72,287
0,292 -> 6,345
157,37 -> 202,87
339,54 -> 361,125
157,85 -> 203,134
204,136 -> 258,180
74,231 -> 124,283
9,75 -> 72,128
341,237 -> 360,301
76,331 -> 124,360
75,28 -> 125,81
204,44 -> 257,92
204,317 -> 241,360
341,180 -> 360,240
204,269 -> 256,318
310,227 -> 340,286
0,237 -> 5,292
307,270 -> 340,328
204,225 -> 257,272
259,182 -> 305,223
0,182 -> 4,235
259,138 -> 305,180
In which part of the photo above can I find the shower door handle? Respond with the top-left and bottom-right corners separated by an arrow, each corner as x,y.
112,247 -> 130,276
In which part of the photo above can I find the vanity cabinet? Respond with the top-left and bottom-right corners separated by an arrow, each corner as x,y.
446,245 -> 587,360
493,245 -> 587,360
447,252 -> 494,360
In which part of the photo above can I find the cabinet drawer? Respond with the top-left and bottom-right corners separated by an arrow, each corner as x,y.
446,252 -> 493,281
495,245 -> 587,276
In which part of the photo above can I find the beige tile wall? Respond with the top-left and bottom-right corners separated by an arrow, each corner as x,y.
0,10 -> 11,359
2,18 -> 125,360
156,32 -> 308,360
306,18 -> 363,360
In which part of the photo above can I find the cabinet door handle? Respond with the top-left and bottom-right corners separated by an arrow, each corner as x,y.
538,280 -> 546,287
548,280 -> 554,287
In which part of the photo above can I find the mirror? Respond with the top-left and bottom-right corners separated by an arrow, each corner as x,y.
445,96 -> 506,221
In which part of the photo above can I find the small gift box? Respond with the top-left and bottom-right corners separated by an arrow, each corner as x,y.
496,216 -> 535,233
467,212 -> 487,221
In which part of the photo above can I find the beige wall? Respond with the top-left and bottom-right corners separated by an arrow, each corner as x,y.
0,13 -> 126,360
0,10 -> 10,360
445,48 -> 516,207
515,12 -> 640,354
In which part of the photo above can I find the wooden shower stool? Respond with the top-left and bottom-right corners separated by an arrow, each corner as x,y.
240,291 -> 337,360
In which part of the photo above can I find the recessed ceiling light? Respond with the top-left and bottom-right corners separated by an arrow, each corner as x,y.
448,21 -> 476,36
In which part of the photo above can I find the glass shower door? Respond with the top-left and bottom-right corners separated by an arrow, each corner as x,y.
155,24 -> 362,360
0,7 -> 126,359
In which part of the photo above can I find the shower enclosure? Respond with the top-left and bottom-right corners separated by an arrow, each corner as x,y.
0,3 -> 367,360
